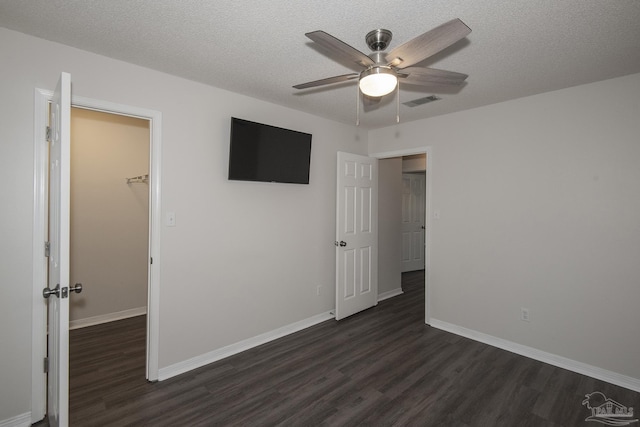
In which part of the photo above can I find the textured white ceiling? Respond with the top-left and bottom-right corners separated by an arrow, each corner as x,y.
1,0 -> 639,129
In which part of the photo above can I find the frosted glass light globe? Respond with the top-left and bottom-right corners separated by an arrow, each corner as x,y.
359,67 -> 398,97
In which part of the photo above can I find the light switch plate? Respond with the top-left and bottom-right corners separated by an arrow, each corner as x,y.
166,212 -> 176,227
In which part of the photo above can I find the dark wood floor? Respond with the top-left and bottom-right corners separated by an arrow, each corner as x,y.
36,271 -> 639,426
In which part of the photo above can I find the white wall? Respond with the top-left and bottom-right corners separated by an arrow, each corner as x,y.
0,27 -> 367,423
369,72 -> 640,381
70,108 -> 149,322
0,31 -> 40,423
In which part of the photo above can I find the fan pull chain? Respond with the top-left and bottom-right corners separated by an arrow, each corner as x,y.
396,83 -> 400,123
355,84 -> 360,126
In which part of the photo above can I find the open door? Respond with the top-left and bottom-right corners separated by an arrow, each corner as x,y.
335,152 -> 378,320
43,72 -> 72,427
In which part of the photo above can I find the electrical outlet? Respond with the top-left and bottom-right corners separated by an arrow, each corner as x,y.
521,308 -> 530,322
316,286 -> 322,296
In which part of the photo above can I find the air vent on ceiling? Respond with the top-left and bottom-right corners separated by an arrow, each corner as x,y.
403,95 -> 441,108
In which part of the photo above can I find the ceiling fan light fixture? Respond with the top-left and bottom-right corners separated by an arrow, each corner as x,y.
359,67 -> 398,97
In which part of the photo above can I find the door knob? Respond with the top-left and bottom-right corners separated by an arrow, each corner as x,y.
43,284 -> 60,299
334,240 -> 347,247
70,283 -> 83,294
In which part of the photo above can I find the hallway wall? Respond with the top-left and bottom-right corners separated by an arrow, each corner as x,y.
378,157 -> 402,296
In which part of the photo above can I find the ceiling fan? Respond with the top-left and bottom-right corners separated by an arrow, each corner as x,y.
293,18 -> 471,101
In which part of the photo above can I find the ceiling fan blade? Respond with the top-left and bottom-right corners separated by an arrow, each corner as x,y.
385,18 -> 471,69
293,73 -> 359,90
306,31 -> 375,69
400,76 -> 466,87
399,68 -> 468,87
400,67 -> 468,84
400,78 -> 465,88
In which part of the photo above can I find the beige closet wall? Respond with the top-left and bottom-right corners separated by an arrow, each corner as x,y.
69,108 -> 150,322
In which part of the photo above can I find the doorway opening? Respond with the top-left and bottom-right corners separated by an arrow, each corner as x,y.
67,108 -> 150,416
31,89 -> 162,423
373,147 -> 431,324
401,155 -> 427,273
68,107 -> 149,330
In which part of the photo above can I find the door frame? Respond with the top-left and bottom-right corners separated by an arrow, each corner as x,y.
370,146 -> 432,324
31,88 -> 162,422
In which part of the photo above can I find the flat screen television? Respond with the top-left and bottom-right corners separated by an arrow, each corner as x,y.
228,117 -> 312,184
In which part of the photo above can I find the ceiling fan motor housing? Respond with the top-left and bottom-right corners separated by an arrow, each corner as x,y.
365,29 -> 393,51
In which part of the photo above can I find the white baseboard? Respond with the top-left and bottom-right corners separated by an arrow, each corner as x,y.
429,319 -> 640,392
158,311 -> 335,381
378,287 -> 403,302
69,306 -> 147,330
0,412 -> 31,427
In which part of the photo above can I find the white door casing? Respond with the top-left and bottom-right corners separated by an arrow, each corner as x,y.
401,173 -> 426,272
335,152 -> 378,320
46,72 -> 72,427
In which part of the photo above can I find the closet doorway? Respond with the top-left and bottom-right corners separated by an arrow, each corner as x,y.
68,107 -> 150,330
67,107 -> 150,405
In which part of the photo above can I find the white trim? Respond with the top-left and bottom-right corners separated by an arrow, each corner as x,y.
158,311 -> 334,381
0,412 -> 31,427
370,146 -> 433,325
69,307 -> 147,330
146,104 -> 162,381
430,319 -> 640,392
378,288 -> 404,302
31,89 -> 163,420
31,88 -> 51,423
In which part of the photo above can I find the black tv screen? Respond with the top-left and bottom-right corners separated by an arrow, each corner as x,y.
228,117 -> 312,184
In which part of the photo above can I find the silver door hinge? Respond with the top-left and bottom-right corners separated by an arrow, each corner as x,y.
44,357 -> 49,373
44,241 -> 50,257
46,126 -> 52,142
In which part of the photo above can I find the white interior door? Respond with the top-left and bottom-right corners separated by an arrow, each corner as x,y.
401,173 -> 426,272
45,72 -> 72,427
335,152 -> 378,320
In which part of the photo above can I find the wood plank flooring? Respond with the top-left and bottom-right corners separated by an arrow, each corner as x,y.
35,271 -> 639,426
